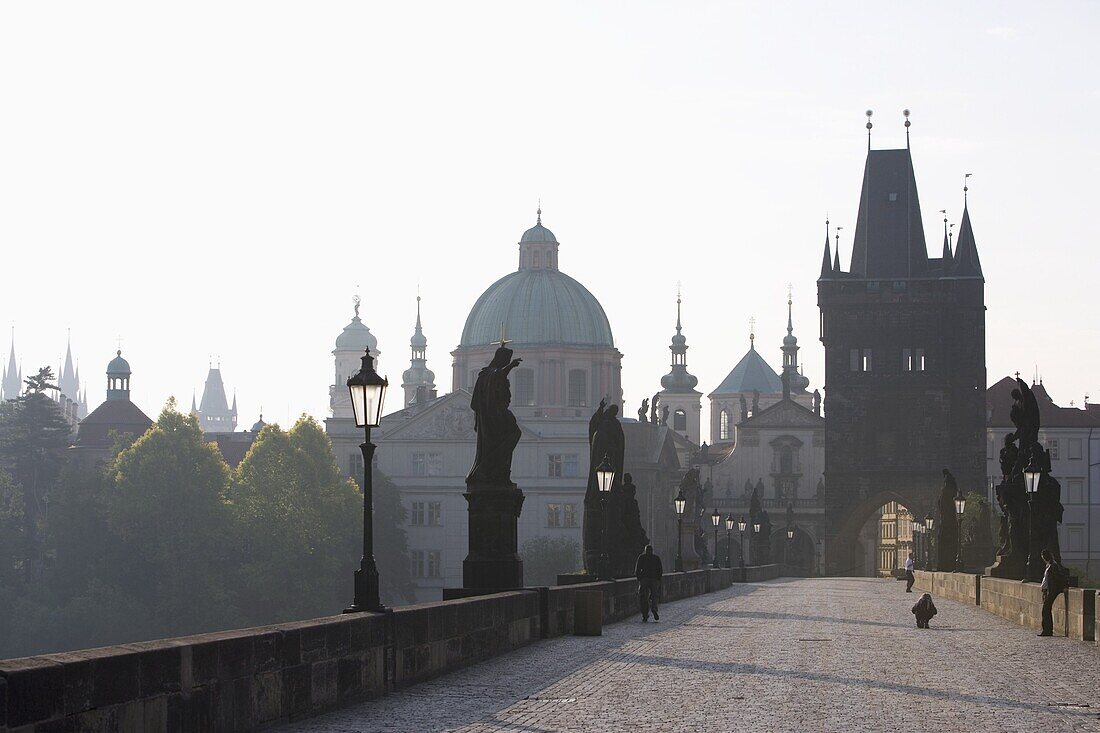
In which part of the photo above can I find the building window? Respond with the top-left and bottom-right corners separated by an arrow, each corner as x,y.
533,251 -> 541,268
548,454 -> 580,478
514,368 -> 535,406
1066,525 -> 1085,552
349,453 -> 364,482
547,502 -> 578,527
1049,439 -> 1060,461
567,370 -> 588,407
1067,479 -> 1084,505
719,410 -> 731,441
564,503 -> 578,527
427,501 -> 442,526
427,551 -> 441,578
863,350 -> 873,372
673,409 -> 687,431
410,452 -> 443,476
1069,438 -> 1083,460
410,550 -> 424,578
410,502 -> 425,526
903,348 -> 926,372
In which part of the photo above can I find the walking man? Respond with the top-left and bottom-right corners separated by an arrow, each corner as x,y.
904,552 -> 915,593
635,544 -> 663,622
1039,548 -> 1068,637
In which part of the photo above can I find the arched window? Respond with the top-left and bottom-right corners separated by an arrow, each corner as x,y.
673,408 -> 687,431
719,410 -> 730,441
533,251 -> 541,268
779,447 -> 793,474
567,369 -> 587,407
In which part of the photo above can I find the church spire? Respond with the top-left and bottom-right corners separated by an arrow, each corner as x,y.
819,219 -> 833,278
833,227 -> 842,273
659,286 -> 700,442
2,328 -> 20,401
402,295 -> 436,407
939,209 -> 951,263
781,287 -> 810,395
952,202 -> 984,279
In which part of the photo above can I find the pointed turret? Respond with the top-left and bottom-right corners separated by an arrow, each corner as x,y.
819,221 -> 833,279
197,366 -> 237,433
781,290 -> 811,396
59,334 -> 80,402
2,331 -> 21,400
941,218 -> 952,263
401,296 -> 437,407
659,289 -> 702,443
849,148 -> 929,278
952,205 -> 983,279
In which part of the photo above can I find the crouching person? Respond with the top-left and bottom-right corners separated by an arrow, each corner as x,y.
912,593 -> 937,628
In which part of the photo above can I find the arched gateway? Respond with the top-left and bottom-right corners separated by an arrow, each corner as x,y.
816,129 -> 986,576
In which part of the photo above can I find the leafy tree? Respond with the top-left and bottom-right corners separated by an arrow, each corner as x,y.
520,536 -> 580,586
228,417 -> 362,625
0,367 -> 73,585
106,401 -> 234,637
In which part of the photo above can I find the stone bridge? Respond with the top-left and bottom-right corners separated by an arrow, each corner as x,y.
4,575 -> 1100,732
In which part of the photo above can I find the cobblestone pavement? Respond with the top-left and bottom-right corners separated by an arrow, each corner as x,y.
284,578 -> 1100,733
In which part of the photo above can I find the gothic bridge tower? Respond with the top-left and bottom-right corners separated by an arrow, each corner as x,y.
817,116 -> 986,576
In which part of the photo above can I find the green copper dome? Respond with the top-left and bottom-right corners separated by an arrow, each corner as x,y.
460,269 -> 614,348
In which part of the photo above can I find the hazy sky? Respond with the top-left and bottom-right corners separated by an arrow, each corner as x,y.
2,2 -> 1097,429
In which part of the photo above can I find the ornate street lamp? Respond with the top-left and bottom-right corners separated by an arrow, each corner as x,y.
344,351 -> 389,613
1024,450 -> 1043,582
924,514 -> 935,569
596,454 -> 615,580
785,525 -> 794,570
737,516 -> 747,581
954,490 -> 966,572
711,509 -> 721,569
724,513 -> 735,569
674,488 -> 686,573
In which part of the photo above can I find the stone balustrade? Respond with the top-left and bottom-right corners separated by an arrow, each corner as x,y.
0,565 -> 779,732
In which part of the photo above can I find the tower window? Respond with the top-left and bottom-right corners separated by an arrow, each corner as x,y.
567,369 -> 587,407
851,349 -> 872,372
719,410 -> 731,441
533,251 -> 541,268
888,193 -> 898,202
673,409 -> 687,431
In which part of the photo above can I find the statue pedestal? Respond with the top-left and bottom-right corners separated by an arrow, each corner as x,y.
462,482 -> 525,590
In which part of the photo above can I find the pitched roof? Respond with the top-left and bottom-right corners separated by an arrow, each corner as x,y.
76,399 -> 153,447
987,376 -> 1100,429
711,344 -> 783,396
952,206 -> 983,279
849,148 -> 929,278
200,368 -> 229,413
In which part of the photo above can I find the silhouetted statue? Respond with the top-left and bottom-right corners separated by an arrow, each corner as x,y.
662,405 -> 670,426
638,398 -> 649,424
650,393 -> 660,425
584,400 -> 625,573
815,477 -> 825,501
759,509 -> 773,564
1032,454 -> 1065,566
467,346 -> 523,486
812,389 -> 821,417
934,469 -> 960,571
612,473 -> 649,577
677,468 -> 703,567
749,483 -> 762,520
739,394 -> 748,421
1010,378 -> 1040,474
743,478 -> 753,501
751,389 -> 760,415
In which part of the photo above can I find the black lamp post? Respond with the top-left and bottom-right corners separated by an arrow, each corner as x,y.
737,516 -> 747,581
596,454 -> 615,581
710,509 -> 721,569
913,523 -> 923,570
724,513 -> 735,569
752,520 -> 761,566
786,525 -> 795,570
924,513 -> 934,569
344,351 -> 388,614
953,490 -> 966,572
674,489 -> 686,572
1024,452 -> 1043,583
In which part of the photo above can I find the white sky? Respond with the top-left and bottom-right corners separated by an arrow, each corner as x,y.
1,2 -> 1098,430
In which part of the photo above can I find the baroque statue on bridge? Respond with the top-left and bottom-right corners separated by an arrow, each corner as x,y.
583,400 -> 625,573
934,469 -> 960,571
466,344 -> 523,487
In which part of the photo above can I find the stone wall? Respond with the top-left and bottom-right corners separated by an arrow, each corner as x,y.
980,577 -> 1096,641
1,567 -> 768,732
910,571 -> 980,605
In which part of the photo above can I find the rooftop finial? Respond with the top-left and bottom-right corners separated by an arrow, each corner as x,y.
675,281 -> 683,332
536,199 -> 542,225
949,222 -> 955,248
865,109 -> 873,150
353,293 -> 361,318
834,225 -> 843,272
787,284 -> 794,336
749,316 -> 756,349
495,321 -> 512,350
964,172 -> 972,205
903,109 -> 911,147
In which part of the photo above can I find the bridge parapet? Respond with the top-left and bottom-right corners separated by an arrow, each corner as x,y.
0,566 -> 780,731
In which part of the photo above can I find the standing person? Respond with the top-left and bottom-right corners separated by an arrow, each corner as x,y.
1039,548 -> 1068,637
635,544 -> 663,622
904,552 -> 915,593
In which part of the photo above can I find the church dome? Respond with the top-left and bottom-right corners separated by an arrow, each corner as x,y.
335,314 -> 378,353
107,350 -> 131,376
520,222 -> 556,243
460,269 -> 614,348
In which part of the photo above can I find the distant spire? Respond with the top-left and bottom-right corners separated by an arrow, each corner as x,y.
953,202 -> 984,279
903,109 -> 911,148
939,209 -> 951,262
819,219 -> 833,278
675,283 -> 683,334
833,226 -> 843,272
865,109 -> 873,150
191,390 -> 197,414
787,285 -> 794,337
536,201 -> 542,225
964,173 -> 972,205
749,317 -> 756,350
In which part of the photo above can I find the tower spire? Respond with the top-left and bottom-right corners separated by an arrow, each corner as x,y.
402,294 -> 436,407
904,108 -> 911,148
939,209 -> 951,262
819,218 -> 833,278
782,286 -> 809,395
964,173 -> 972,206
833,226 -> 843,272
865,109 -> 873,151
